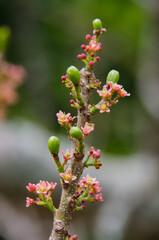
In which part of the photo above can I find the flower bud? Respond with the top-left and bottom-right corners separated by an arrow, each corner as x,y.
106,70 -> 119,84
0,26 -> 11,53
93,18 -> 102,30
70,127 -> 83,141
66,66 -> 80,85
48,136 -> 60,154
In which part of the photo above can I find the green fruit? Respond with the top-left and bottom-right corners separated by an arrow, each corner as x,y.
106,70 -> 120,84
48,136 -> 60,154
67,66 -> 80,85
0,26 -> 11,53
93,18 -> 102,30
70,127 -> 83,141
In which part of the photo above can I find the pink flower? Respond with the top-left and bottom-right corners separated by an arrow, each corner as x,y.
88,40 -> 102,52
36,180 -> 57,194
81,122 -> 94,135
95,100 -> 110,113
36,181 -> 50,194
97,85 -> 112,99
95,193 -> 104,202
60,168 -> 77,184
92,181 -> 103,193
62,149 -> 72,160
26,183 -> 36,192
26,197 -> 34,207
56,111 -> 76,126
81,175 -> 97,186
49,182 -> 57,191
56,110 -> 71,126
117,88 -> 130,97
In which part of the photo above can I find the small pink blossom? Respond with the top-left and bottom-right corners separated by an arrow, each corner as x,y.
97,85 -> 112,99
26,197 -> 34,207
26,183 -> 36,192
92,181 -> 103,193
56,110 -> 71,125
81,174 -> 97,186
49,182 -> 57,191
117,88 -> 130,97
36,180 -> 57,195
60,168 -> 77,184
56,111 -> 76,126
95,99 -> 110,113
81,122 -> 94,135
87,40 -> 102,52
95,193 -> 104,202
62,149 -> 72,161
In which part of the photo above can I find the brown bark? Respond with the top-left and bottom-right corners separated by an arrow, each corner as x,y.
49,68 -> 95,240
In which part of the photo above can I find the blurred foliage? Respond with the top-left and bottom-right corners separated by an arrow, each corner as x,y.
0,0 -> 153,155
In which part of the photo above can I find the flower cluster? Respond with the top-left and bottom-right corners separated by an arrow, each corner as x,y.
84,147 -> 102,169
95,81 -> 130,113
75,175 -> 103,210
26,181 -> 57,213
0,54 -> 25,119
77,31 -> 105,71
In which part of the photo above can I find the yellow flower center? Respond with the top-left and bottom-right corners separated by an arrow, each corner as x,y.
65,174 -> 71,181
102,104 -> 107,110
40,186 -> 46,192
60,114 -> 66,120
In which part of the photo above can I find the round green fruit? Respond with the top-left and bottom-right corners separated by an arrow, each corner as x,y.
66,66 -> 80,85
106,70 -> 119,84
93,18 -> 102,30
70,127 -> 83,141
48,136 -> 60,154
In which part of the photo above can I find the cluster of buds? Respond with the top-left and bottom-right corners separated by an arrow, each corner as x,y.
77,18 -> 106,71
67,234 -> 78,240
75,175 -> 103,210
26,181 -> 57,213
0,53 -> 25,119
85,146 -> 102,169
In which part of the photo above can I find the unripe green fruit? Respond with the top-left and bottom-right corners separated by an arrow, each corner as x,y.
106,70 -> 120,84
93,18 -> 102,30
0,26 -> 11,53
48,136 -> 60,154
66,66 -> 80,85
70,127 -> 83,141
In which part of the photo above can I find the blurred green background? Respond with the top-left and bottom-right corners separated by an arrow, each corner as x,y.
0,0 -> 159,240
0,0 -> 153,154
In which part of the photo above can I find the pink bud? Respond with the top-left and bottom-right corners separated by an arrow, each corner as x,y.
89,61 -> 94,67
90,53 -> 95,57
82,205 -> 86,210
62,80 -> 65,84
81,53 -> 87,59
85,34 -> 91,41
77,54 -> 82,60
70,100 -> 75,104
81,199 -> 85,203
81,44 -> 86,49
61,75 -> 66,80
89,190 -> 94,195
95,56 -> 100,62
